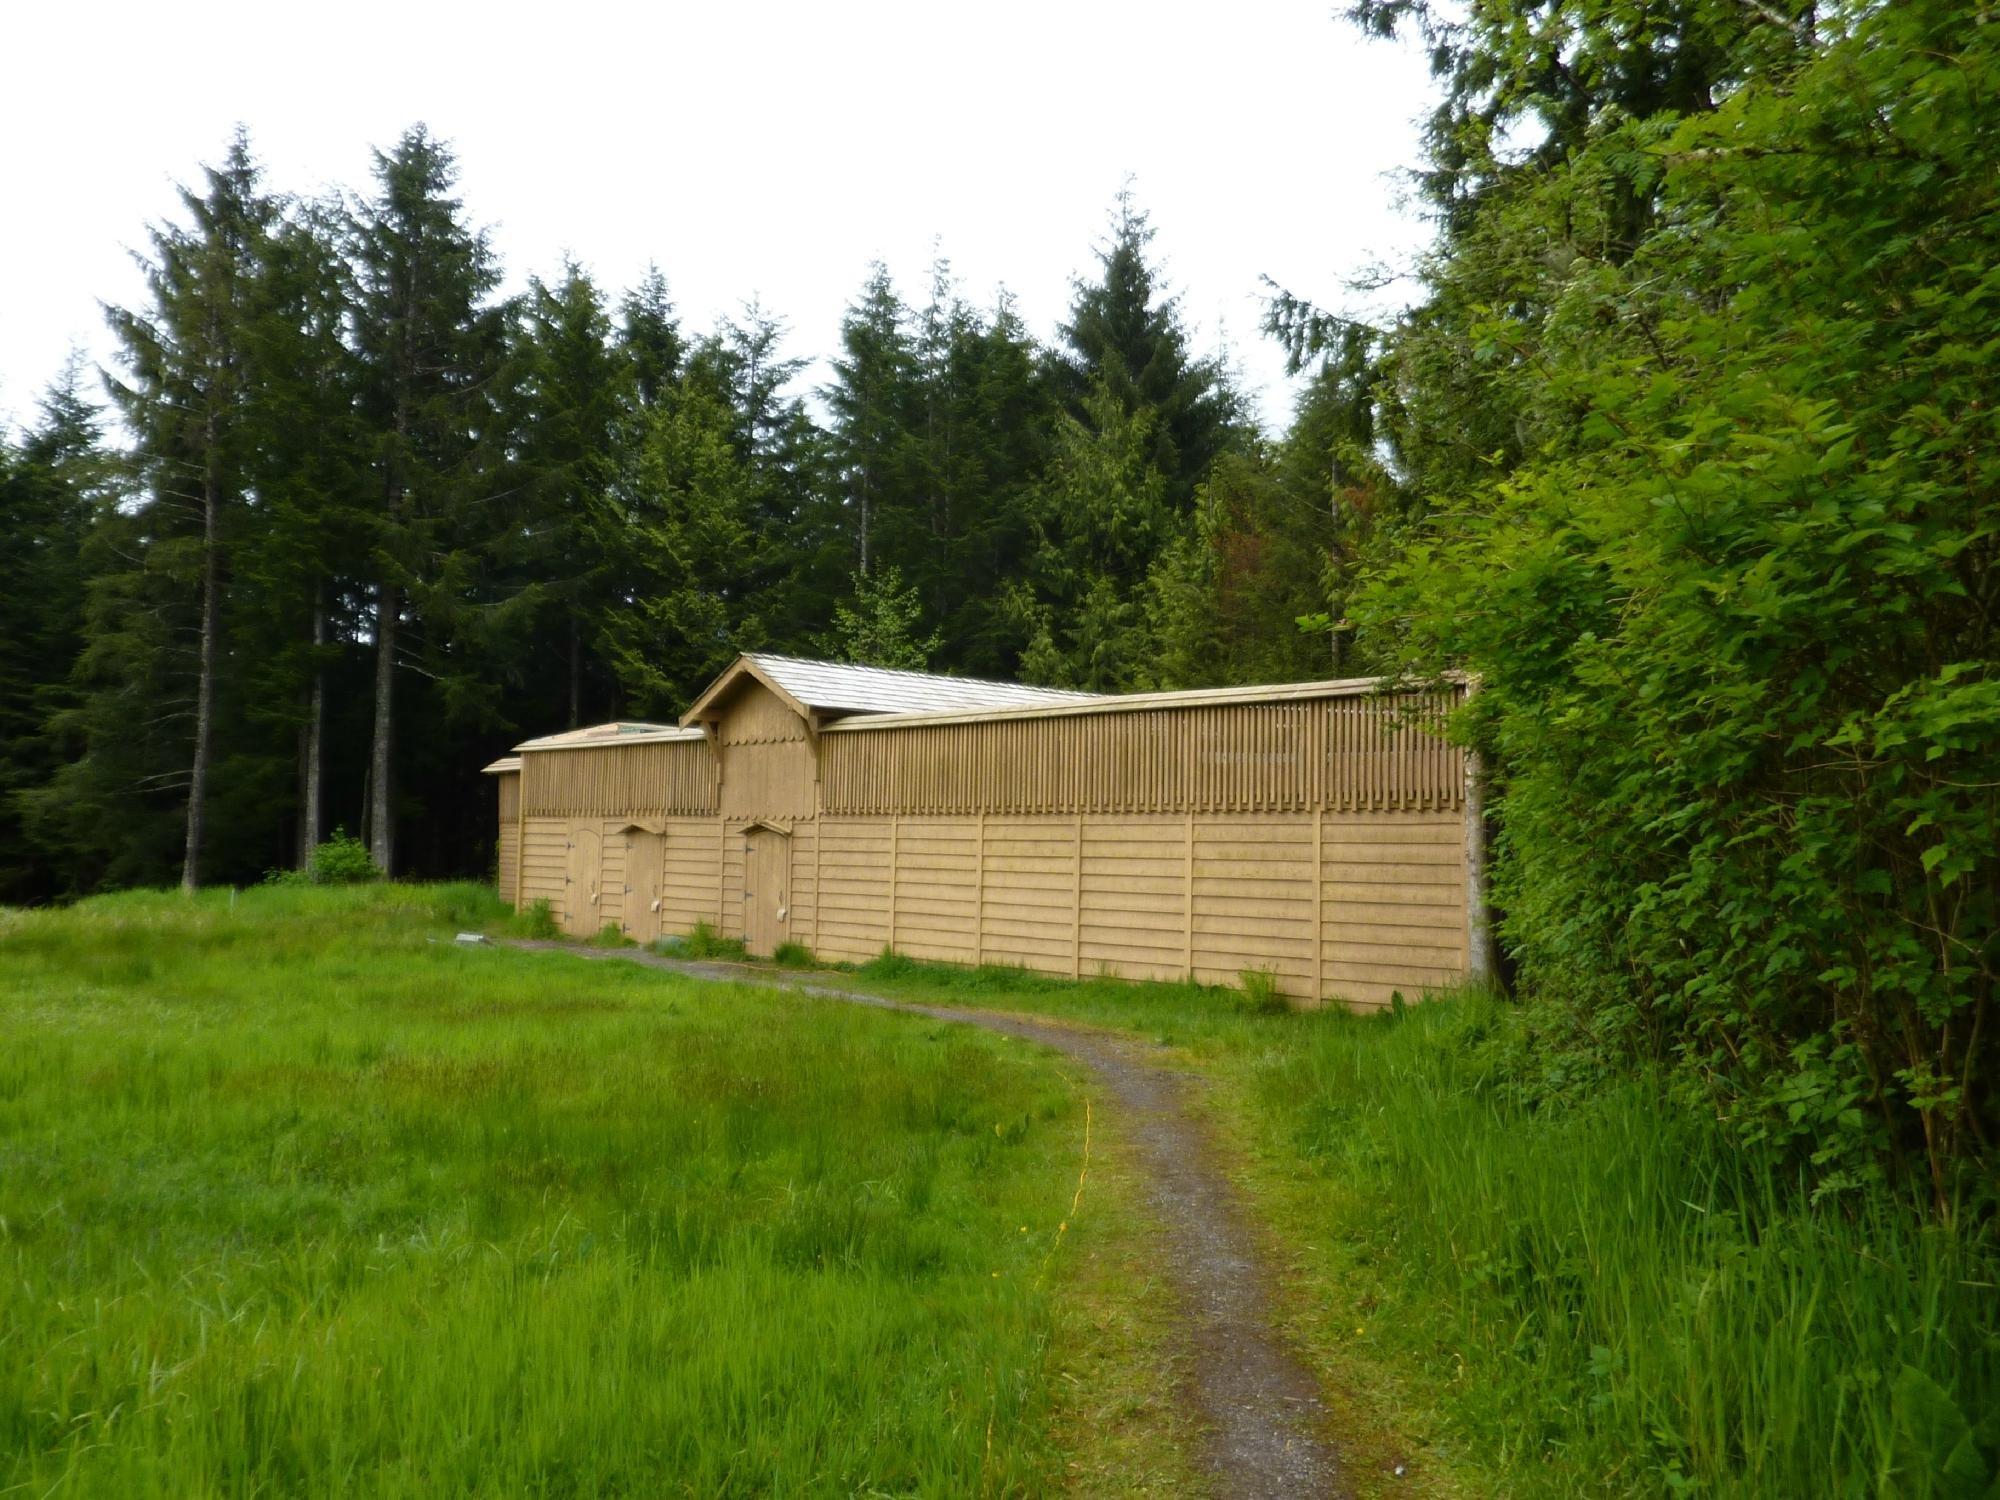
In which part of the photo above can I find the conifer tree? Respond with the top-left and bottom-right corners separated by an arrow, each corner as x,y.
621,266 -> 684,411
102,130 -> 278,891
693,304 -> 836,651
235,200 -> 370,865
0,365 -> 110,902
596,372 -> 758,713
506,260 -> 633,728
825,263 -> 916,576
1050,191 -> 1244,509
1011,381 -> 1175,690
347,125 -> 504,874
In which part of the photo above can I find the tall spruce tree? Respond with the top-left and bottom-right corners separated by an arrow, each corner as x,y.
595,364 -> 759,713
822,259 -> 1051,677
905,276 -> 1050,675
506,261 -> 633,728
102,131 -> 277,890
347,125 -> 504,874
825,263 -> 916,577
1050,192 -> 1243,509
235,199 -> 371,865
694,304 -> 838,652
621,266 -> 684,412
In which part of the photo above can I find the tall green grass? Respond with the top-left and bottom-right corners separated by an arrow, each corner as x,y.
850,956 -> 2000,1497
1259,997 -> 2000,1497
0,886 -> 1088,1496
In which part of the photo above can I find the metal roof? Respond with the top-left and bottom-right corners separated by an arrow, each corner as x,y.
505,661 -> 1464,760
513,721 -> 707,753
819,674 -> 1452,732
681,653 -> 1103,725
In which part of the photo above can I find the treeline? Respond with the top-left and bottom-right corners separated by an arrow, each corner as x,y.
0,137 -> 1355,902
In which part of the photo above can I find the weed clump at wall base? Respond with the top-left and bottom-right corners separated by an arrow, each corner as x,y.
772,941 -> 815,968
656,921 -> 746,961
509,898 -> 560,940
1235,968 -> 1288,1015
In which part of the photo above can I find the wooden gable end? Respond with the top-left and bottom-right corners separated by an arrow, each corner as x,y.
706,678 -> 817,821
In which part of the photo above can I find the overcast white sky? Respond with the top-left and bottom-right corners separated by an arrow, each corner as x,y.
1,0 -> 1439,436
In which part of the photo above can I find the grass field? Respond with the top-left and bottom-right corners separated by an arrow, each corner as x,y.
0,886 -> 1102,1497
4,887 -> 1994,1497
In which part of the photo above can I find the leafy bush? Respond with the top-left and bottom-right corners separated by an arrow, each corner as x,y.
1359,0 -> 1998,1210
772,941 -> 816,968
264,830 -> 384,887
305,828 -> 382,886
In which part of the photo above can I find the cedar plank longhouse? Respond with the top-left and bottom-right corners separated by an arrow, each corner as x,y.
484,654 -> 1485,1008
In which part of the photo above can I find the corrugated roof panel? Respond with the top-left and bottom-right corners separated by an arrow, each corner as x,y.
817,674 -> 1418,731
744,653 -> 1103,717
514,721 -> 707,752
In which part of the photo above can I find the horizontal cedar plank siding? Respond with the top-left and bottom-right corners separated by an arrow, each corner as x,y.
1321,809 -> 1467,1007
520,818 -> 569,924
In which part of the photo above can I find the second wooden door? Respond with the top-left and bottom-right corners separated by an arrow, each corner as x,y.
742,826 -> 790,958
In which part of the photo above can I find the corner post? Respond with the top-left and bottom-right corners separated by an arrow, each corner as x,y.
1464,741 -> 1496,985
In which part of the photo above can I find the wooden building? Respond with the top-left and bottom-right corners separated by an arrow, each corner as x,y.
484,654 -> 1485,1008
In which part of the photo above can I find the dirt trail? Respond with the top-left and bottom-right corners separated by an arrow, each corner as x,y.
506,940 -> 1347,1498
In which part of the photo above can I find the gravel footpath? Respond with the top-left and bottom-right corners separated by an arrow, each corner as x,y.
504,940 -> 1348,1499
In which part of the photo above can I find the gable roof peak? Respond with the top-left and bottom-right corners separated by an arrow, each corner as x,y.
681,653 -> 1102,726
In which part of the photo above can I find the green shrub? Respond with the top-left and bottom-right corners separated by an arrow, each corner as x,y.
305,828 -> 382,886
588,922 -> 634,948
1356,0 -> 1998,1207
772,941 -> 816,968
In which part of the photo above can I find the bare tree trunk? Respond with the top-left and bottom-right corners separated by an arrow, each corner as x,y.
297,585 -> 325,866
369,580 -> 397,875
859,474 -> 871,576
568,615 -> 581,729
181,464 -> 221,894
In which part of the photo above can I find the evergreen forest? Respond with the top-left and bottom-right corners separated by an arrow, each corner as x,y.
2,0 -> 1993,1210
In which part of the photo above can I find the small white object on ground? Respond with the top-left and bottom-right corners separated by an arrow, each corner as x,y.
454,932 -> 490,945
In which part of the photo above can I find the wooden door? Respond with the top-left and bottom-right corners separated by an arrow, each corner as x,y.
743,826 -> 790,958
625,830 -> 665,943
563,823 -> 603,936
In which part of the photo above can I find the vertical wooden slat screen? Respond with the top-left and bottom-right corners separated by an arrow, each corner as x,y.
818,688 -> 1464,818
520,741 -> 717,817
